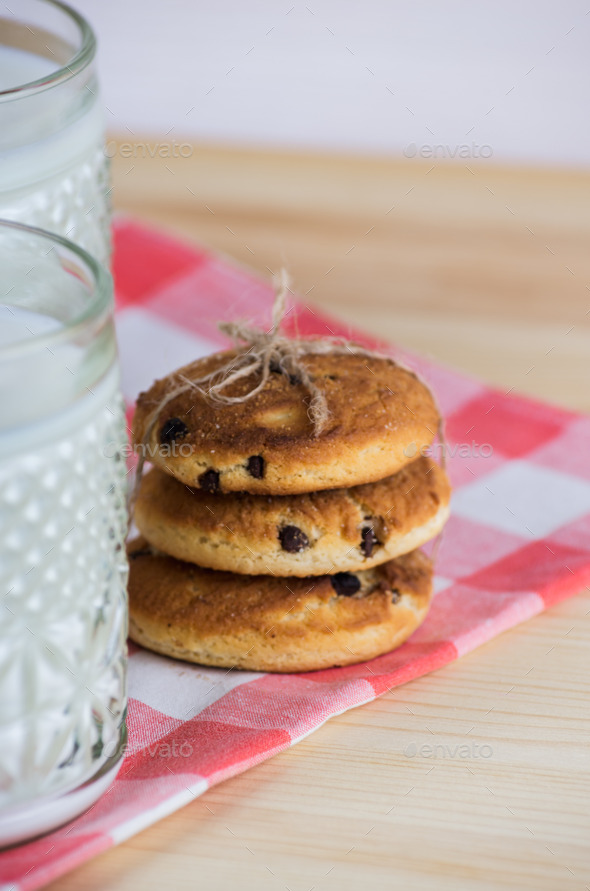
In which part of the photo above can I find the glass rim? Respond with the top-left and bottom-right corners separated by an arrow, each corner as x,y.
0,0 -> 96,102
0,219 -> 112,360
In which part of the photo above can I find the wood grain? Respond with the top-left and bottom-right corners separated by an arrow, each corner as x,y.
108,141 -> 590,411
48,143 -> 590,890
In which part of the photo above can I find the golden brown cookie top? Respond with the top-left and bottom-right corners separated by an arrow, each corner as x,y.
134,456 -> 450,576
132,349 -> 440,495
127,536 -> 432,637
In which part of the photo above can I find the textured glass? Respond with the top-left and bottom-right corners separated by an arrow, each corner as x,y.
0,370 -> 128,808
0,144 -> 111,267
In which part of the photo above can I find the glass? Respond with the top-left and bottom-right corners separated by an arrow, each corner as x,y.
0,220 -> 128,846
0,0 -> 110,265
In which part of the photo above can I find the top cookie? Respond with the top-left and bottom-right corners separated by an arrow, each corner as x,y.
132,349 -> 440,495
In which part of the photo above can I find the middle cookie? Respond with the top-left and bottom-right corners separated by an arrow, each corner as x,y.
135,455 -> 450,577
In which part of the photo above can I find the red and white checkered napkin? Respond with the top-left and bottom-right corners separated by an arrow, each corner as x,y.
4,220 -> 590,889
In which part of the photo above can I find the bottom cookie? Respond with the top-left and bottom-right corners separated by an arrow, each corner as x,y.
127,538 -> 433,673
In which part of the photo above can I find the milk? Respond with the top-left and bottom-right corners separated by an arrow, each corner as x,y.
0,244 -> 127,840
0,45 -> 110,264
0,43 -> 52,89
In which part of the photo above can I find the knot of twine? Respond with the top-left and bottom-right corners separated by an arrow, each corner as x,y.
129,269 -> 446,519
197,268 -> 333,434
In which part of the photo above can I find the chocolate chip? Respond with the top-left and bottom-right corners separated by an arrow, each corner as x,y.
391,588 -> 401,604
360,526 -> 379,557
278,525 -> 309,553
330,572 -> 361,597
269,359 -> 300,386
199,469 -> 220,494
160,417 -> 188,444
129,547 -> 152,560
247,455 -> 265,479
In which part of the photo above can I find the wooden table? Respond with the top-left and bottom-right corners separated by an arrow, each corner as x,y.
51,144 -> 590,890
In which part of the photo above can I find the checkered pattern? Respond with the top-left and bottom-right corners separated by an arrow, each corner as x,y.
3,219 -> 590,890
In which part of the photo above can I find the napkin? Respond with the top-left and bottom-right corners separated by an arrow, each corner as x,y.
3,219 -> 590,891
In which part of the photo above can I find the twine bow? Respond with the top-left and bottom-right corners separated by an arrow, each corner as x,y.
191,268 -> 332,434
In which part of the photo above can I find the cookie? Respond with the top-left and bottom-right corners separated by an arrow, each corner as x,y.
134,456 -> 450,577
132,350 -> 439,495
127,538 -> 433,673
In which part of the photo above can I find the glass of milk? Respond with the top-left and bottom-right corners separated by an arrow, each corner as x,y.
0,220 -> 128,846
0,1 -> 110,265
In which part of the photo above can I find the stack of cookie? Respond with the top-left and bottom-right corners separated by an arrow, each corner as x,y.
128,350 -> 451,673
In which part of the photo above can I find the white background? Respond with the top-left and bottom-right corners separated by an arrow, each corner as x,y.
76,0 -> 589,167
